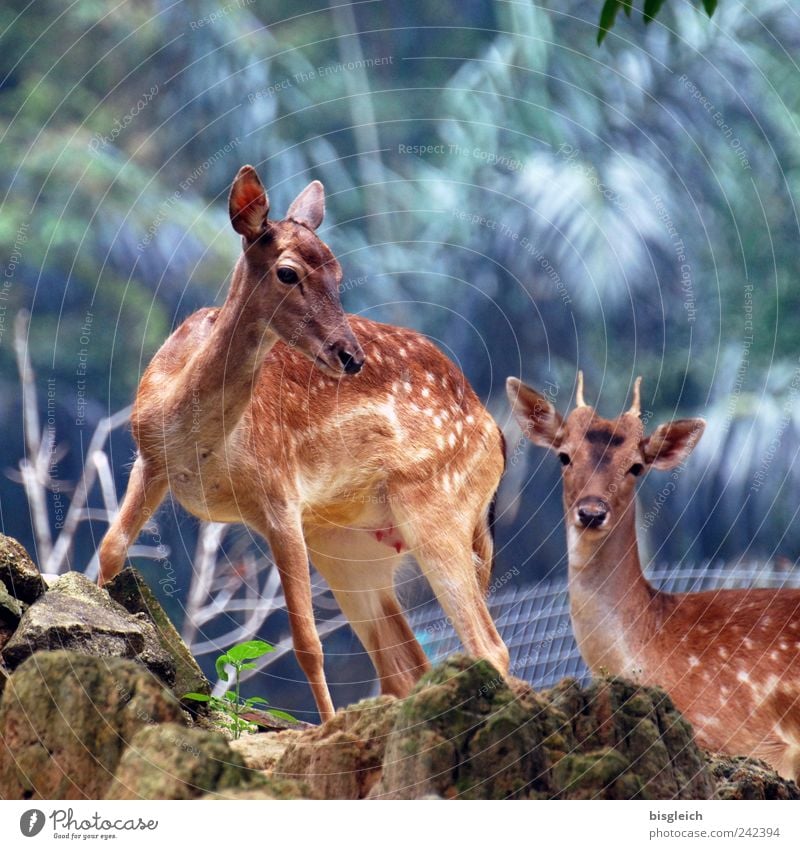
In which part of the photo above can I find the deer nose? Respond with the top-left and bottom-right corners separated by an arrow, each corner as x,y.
337,348 -> 364,375
576,497 -> 609,529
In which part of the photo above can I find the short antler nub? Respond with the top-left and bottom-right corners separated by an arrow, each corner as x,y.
576,370 -> 587,408
628,376 -> 642,417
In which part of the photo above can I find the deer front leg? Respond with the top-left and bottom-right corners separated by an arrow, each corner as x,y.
263,514 -> 335,723
98,456 -> 167,586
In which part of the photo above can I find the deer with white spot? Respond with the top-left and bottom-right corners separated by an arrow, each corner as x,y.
98,165 -> 509,721
508,372 -> 800,782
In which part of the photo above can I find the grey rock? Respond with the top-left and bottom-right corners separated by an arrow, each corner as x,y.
2,572 -> 175,687
106,567 -> 209,700
0,534 -> 46,603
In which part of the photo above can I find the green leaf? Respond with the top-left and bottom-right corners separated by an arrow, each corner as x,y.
216,655 -> 231,682
245,696 -> 269,706
643,0 -> 667,23
182,692 -> 211,702
597,0 -> 621,45
267,708 -> 299,723
621,0 -> 633,16
223,690 -> 238,702
702,0 -> 717,16
224,640 -> 275,663
239,663 -> 257,671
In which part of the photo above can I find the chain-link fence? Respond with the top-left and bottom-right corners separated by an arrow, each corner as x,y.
406,562 -> 800,690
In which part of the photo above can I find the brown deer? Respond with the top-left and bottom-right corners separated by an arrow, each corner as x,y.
98,164 -> 509,720
507,372 -> 800,782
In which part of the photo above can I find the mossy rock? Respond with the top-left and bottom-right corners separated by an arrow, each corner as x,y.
708,753 -> 800,800
274,695 -> 400,799
0,651 -> 183,799
2,572 -> 176,688
106,724 -> 254,799
370,657 -> 716,800
106,567 -> 210,702
373,656 -> 556,800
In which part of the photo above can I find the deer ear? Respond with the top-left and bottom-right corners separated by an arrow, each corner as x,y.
229,165 -> 270,240
641,418 -> 705,471
506,377 -> 565,450
286,180 -> 325,230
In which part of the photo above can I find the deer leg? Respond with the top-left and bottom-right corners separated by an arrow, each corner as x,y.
262,517 -> 335,722
392,501 -> 509,676
307,529 -> 430,698
98,456 -> 167,586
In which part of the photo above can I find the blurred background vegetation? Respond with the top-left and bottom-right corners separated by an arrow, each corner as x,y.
2,0 -> 800,714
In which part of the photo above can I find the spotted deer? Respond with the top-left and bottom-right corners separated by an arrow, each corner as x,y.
507,372 -> 800,782
98,165 -> 509,720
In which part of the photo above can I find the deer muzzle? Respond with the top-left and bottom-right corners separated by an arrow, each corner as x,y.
576,496 -> 610,530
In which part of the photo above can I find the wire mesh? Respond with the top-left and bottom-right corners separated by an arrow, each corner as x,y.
407,561 -> 800,690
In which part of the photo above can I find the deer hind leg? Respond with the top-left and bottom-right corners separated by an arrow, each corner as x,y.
391,493 -> 509,676
98,456 -> 167,586
307,529 -> 430,698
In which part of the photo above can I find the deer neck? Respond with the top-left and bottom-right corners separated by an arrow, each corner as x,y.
566,503 -> 658,679
186,256 -> 279,433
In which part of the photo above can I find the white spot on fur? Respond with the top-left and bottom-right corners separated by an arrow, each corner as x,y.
688,656 -> 700,668
743,638 -> 754,650
466,414 -> 475,425
736,670 -> 750,683
403,381 -> 412,393
436,435 -> 445,449
424,408 -> 434,417
433,415 -> 442,428
456,420 -> 463,435
398,347 -> 407,357
421,387 -> 431,399
448,432 -> 456,447
426,372 -> 435,384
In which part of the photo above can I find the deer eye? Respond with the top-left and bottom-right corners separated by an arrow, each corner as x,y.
628,463 -> 644,477
276,266 -> 299,285
558,452 -> 571,467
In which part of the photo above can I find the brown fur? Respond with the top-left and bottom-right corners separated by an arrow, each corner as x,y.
98,166 -> 509,720
508,374 -> 800,782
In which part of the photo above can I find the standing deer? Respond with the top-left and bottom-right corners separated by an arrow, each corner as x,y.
99,164 -> 509,720
507,372 -> 800,782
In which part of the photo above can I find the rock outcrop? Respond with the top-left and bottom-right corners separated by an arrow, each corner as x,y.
0,652 -> 183,799
106,723 -> 254,800
106,568 -> 210,702
2,572 -> 177,688
273,696 -> 400,799
0,535 -> 796,802
371,657 -> 714,799
0,534 -> 46,604
708,754 -> 800,800
0,563 -> 211,702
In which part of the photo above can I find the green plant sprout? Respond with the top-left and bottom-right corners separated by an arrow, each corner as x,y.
184,639 -> 297,739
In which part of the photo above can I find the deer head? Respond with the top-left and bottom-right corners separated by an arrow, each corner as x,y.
228,164 -> 365,376
507,373 -> 705,534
